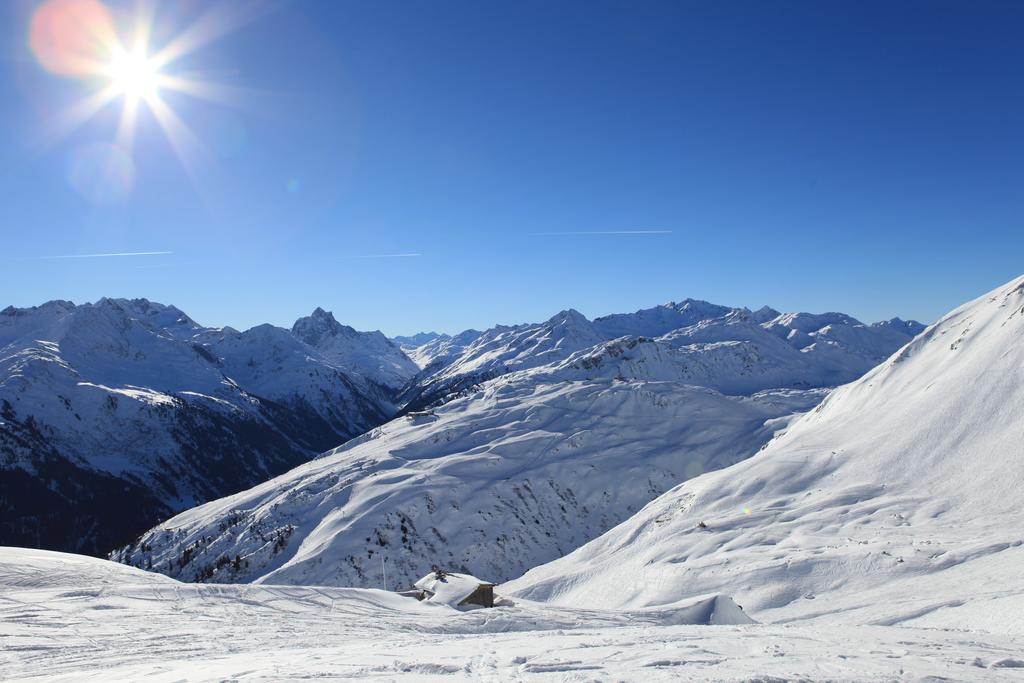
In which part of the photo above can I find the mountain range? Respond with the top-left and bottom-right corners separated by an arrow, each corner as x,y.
5,276 -> 1023,682
107,298 -> 924,588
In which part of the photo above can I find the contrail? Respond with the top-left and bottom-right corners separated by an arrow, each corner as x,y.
347,253 -> 423,259
24,251 -> 174,260
534,230 -> 672,236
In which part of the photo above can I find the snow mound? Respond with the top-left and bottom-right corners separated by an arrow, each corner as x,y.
660,594 -> 756,625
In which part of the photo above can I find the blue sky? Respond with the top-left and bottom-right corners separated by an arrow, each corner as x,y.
2,0 -> 1022,335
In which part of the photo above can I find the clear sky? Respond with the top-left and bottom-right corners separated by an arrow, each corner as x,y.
2,0 -> 1021,335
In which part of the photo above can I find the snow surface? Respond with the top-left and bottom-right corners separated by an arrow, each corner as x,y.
505,275 -> 1024,635
4,547 -> 1023,682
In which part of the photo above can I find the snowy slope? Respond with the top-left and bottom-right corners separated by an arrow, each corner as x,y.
505,275 -> 1024,631
0,299 -> 399,554
114,371 -> 808,589
4,548 -> 1023,682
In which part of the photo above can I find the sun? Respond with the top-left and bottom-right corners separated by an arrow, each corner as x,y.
28,0 -> 257,189
106,46 -> 162,103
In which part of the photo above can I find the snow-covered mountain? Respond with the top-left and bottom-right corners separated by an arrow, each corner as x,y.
292,307 -> 419,392
399,299 -> 923,411
2,289 -> 922,570
113,297 -> 924,591
591,298 -> 735,338
0,299 -> 409,555
399,329 -> 483,370
505,275 -> 1024,631
396,310 -> 605,411
392,331 -> 445,348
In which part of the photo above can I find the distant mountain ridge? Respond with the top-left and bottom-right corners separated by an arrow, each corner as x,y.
392,331 -> 446,348
398,298 -> 924,412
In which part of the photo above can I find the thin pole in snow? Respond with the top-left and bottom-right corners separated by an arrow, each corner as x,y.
382,556 -> 388,592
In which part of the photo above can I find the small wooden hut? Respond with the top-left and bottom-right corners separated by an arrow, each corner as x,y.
410,570 -> 497,608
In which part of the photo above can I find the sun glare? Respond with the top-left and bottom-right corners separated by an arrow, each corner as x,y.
27,0 -> 255,198
106,47 -> 161,102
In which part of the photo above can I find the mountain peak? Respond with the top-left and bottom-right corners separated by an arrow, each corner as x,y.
751,305 -> 781,323
547,308 -> 590,326
290,308 -> 418,389
1,300 -> 76,318
311,306 -> 335,322
292,307 -> 350,347
872,317 -> 926,334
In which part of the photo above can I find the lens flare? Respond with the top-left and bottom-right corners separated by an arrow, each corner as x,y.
29,0 -> 117,78
67,142 -> 135,204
